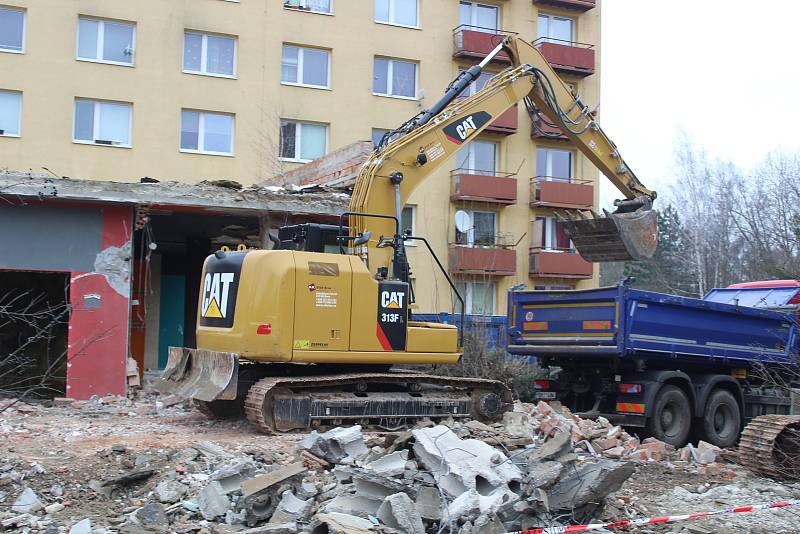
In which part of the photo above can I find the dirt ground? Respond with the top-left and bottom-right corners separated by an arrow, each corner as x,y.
1,396 -> 799,533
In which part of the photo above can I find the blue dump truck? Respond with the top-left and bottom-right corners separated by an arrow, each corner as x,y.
506,279 -> 800,449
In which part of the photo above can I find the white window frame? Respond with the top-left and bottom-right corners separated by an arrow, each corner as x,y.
456,209 -> 497,247
72,99 -> 132,148
456,281 -> 496,315
0,6 -> 25,54
281,44 -> 331,89
536,147 -> 573,182
401,204 -> 416,246
456,139 -> 498,175
76,17 -> 136,67
373,57 -> 418,100
0,90 -> 21,137
182,31 -> 237,79
180,110 -> 235,157
537,216 -> 573,252
375,0 -> 419,29
279,119 -> 329,163
537,13 -> 575,44
459,1 -> 499,32
284,0 -> 333,15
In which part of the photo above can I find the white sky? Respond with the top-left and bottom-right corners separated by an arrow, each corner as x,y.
598,0 -> 800,207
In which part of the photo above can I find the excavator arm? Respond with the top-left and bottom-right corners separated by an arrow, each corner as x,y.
349,35 -> 657,276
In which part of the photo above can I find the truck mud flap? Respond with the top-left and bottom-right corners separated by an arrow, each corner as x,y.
155,347 -> 239,402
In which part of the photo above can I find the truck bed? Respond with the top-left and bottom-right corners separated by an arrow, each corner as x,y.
507,282 -> 798,368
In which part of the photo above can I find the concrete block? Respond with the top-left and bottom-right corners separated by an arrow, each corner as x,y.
415,486 -> 443,521
364,450 -> 408,477
12,488 -> 43,513
377,492 -> 425,534
241,463 -> 306,498
300,425 -> 369,464
502,412 -> 534,439
197,481 -> 230,520
269,490 -> 312,524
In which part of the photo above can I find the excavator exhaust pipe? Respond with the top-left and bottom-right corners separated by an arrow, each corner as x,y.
559,200 -> 657,263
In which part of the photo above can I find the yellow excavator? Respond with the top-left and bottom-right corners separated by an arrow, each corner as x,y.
157,35 -> 657,432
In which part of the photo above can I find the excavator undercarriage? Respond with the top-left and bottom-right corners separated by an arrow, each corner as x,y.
159,348 -> 513,433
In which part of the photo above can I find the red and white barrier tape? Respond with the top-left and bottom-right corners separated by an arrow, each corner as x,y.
507,499 -> 800,534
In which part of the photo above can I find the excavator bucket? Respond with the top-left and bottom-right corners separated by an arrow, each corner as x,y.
154,347 -> 239,402
559,208 -> 658,262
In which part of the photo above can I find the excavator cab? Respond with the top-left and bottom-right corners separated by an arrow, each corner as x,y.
560,198 -> 658,263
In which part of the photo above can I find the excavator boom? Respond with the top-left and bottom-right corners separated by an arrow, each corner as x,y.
351,36 -> 657,264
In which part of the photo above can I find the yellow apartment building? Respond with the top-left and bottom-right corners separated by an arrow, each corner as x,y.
0,0 -> 602,319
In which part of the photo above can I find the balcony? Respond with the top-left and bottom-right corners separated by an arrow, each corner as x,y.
486,105 -> 518,135
534,38 -> 595,77
530,112 -> 568,141
452,169 -> 517,204
453,25 -> 512,64
530,249 -> 592,278
450,241 -> 517,276
532,0 -> 596,12
531,177 -> 593,209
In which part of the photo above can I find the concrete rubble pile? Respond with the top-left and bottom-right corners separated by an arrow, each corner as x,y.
0,398 -> 731,533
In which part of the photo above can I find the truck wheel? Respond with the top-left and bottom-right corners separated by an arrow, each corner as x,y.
194,398 -> 243,420
646,385 -> 691,447
700,389 -> 741,448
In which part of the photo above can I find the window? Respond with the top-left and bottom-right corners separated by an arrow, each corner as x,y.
375,0 -> 418,27
0,6 -> 24,53
372,128 -> 400,149
534,216 -> 572,251
181,110 -> 234,155
73,99 -> 132,147
455,210 -> 496,246
401,205 -> 415,244
280,120 -> 327,161
77,17 -> 135,65
0,90 -> 21,136
373,57 -> 417,99
284,0 -> 332,14
537,13 -> 574,43
281,45 -> 330,88
455,281 -> 495,315
459,1 -> 498,32
456,140 -> 497,175
536,147 -> 572,182
183,31 -> 236,77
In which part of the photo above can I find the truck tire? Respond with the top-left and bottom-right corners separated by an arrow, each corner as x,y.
700,389 -> 741,448
646,385 -> 691,447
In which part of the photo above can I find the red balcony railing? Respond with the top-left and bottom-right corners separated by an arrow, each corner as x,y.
453,25 -> 512,64
530,112 -> 568,141
532,0 -> 596,12
452,169 -> 517,204
534,38 -> 595,77
531,177 -> 593,209
449,244 -> 517,276
529,249 -> 592,278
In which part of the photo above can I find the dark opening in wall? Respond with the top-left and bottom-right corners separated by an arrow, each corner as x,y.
0,271 -> 70,398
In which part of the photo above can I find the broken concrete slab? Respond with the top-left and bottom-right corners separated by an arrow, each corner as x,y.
364,450 -> 408,477
415,486 -> 443,521
299,425 -> 369,464
546,459 -> 635,520
68,519 -> 92,534
377,492 -> 425,534
311,512 -> 376,534
239,523 -> 298,534
133,502 -> 169,531
412,425 -> 521,498
532,430 -> 572,462
502,412 -> 535,439
211,461 -> 258,494
12,488 -> 43,513
155,479 -> 188,504
269,490 -> 312,524
197,481 -> 230,520
322,494 -> 382,517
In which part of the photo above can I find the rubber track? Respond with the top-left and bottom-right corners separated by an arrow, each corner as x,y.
738,414 -> 800,480
243,372 -> 513,433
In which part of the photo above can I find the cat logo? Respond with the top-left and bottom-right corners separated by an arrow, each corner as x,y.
201,272 -> 235,319
442,111 -> 492,145
381,291 -> 405,309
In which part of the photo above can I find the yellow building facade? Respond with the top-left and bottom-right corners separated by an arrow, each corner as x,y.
0,0 -> 601,316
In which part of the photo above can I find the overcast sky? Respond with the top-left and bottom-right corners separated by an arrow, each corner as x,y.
598,0 -> 800,207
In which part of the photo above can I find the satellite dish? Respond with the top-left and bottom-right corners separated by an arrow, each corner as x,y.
454,210 -> 471,233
